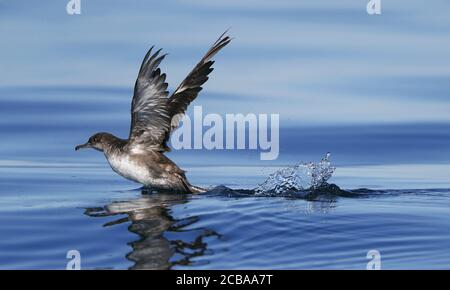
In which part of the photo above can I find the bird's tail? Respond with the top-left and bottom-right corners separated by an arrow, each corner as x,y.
188,184 -> 207,194
176,172 -> 207,194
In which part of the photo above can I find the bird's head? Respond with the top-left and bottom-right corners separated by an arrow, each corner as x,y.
75,132 -> 112,152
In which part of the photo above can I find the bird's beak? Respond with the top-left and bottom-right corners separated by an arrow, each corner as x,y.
75,142 -> 91,151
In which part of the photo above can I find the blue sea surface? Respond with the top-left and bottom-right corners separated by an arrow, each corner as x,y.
0,87 -> 450,269
1,0 -> 450,270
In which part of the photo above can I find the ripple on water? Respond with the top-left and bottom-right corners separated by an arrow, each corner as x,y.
1,162 -> 450,269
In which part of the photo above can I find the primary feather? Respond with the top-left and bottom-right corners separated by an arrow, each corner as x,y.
127,32 -> 231,152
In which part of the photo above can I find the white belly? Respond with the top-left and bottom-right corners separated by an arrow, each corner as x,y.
105,153 -> 149,184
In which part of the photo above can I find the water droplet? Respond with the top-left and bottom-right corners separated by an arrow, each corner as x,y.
254,153 -> 336,195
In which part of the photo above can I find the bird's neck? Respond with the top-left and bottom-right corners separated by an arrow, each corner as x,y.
102,134 -> 128,156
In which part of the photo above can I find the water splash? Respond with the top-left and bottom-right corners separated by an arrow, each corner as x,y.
254,153 -> 336,195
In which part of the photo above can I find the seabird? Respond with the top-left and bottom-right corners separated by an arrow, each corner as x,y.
75,32 -> 231,193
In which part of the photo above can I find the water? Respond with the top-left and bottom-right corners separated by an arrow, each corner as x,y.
254,153 -> 335,194
1,0 -> 450,270
0,89 -> 449,270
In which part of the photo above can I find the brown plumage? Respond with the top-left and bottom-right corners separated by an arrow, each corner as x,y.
75,32 -> 231,193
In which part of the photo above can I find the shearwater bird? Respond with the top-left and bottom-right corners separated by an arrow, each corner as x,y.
75,32 -> 231,193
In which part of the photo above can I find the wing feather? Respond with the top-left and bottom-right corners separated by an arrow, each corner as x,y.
167,32 -> 231,131
127,32 -> 231,152
128,47 -> 171,151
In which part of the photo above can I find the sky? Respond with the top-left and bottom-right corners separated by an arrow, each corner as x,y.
1,0 -> 450,125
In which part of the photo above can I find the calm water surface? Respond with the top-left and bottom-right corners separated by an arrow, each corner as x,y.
0,88 -> 449,270
2,0 -> 450,270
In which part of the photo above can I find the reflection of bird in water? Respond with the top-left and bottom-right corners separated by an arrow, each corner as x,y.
76,32 -> 231,194
84,190 -> 220,269
84,186 -> 352,268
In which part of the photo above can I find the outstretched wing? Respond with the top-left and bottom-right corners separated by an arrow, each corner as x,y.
167,32 -> 231,132
128,32 -> 231,152
128,47 -> 171,151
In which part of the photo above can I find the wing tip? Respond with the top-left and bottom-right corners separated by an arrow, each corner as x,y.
204,30 -> 232,62
139,49 -> 168,79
